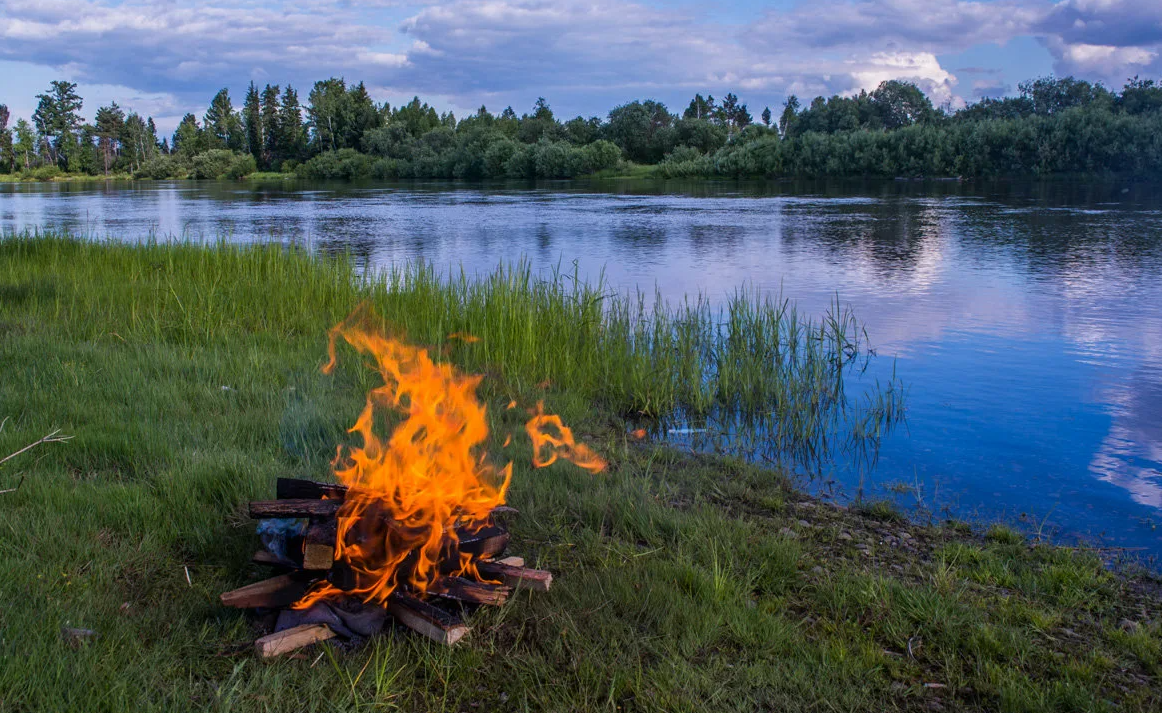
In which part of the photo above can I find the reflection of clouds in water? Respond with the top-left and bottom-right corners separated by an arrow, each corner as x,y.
1087,361 -> 1162,509
1090,425 -> 1162,510
1051,254 -> 1162,511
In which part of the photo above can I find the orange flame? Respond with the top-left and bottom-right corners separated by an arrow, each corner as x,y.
294,307 -> 603,609
525,401 -> 608,473
446,332 -> 481,343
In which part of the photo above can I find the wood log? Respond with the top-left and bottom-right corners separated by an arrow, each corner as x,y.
476,561 -> 553,592
387,592 -> 469,645
276,477 -> 347,500
252,550 -> 292,567
453,524 -> 510,559
220,574 -> 312,609
249,499 -> 342,519
429,576 -> 511,606
254,623 -> 336,658
302,518 -> 338,570
273,479 -> 518,518
494,556 -> 525,567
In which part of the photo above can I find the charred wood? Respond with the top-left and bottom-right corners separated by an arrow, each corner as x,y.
302,518 -> 338,570
220,574 -> 314,609
428,576 -> 511,606
387,592 -> 469,645
276,478 -> 348,500
249,499 -> 342,519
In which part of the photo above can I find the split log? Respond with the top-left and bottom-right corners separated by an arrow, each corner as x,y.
429,576 -> 511,606
302,518 -> 338,570
476,561 -> 553,592
255,623 -> 336,658
249,499 -> 342,519
387,592 -> 469,645
494,556 -> 525,567
220,574 -> 312,609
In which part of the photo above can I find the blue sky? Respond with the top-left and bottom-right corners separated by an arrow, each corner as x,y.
1,0 -> 1158,135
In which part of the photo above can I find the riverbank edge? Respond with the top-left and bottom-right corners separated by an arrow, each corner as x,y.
0,234 -> 1159,711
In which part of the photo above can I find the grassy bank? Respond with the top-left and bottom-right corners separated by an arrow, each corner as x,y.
0,172 -> 137,183
0,234 -> 1158,712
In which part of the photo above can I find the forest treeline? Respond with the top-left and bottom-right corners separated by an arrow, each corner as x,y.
2,74 -> 1161,181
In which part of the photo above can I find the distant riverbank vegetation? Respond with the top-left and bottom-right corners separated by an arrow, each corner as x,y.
2,74 -> 1161,182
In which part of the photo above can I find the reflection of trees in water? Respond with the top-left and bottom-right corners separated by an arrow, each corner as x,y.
612,222 -> 668,249
953,203 -> 1162,278
779,198 -> 946,280
687,224 -> 746,258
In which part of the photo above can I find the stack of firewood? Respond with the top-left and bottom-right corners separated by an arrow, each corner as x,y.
221,478 -> 551,657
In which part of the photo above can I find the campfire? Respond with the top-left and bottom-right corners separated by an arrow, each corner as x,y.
220,308 -> 605,657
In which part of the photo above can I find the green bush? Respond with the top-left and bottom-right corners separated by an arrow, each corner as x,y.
661,145 -> 704,164
371,158 -> 399,180
483,139 -> 517,178
31,165 -> 61,181
225,153 -> 257,179
581,140 -> 622,173
533,140 -> 582,178
189,149 -> 238,179
295,149 -> 375,180
504,143 -> 537,178
135,155 -> 181,180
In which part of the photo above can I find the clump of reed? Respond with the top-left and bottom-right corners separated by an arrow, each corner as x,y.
0,231 -> 903,474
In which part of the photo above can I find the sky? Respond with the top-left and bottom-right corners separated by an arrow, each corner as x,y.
0,0 -> 1159,135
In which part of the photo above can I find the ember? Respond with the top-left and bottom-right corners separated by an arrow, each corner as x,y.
221,309 -> 604,657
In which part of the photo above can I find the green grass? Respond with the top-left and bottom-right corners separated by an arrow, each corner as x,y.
0,233 -> 1158,712
242,172 -> 297,181
0,172 -> 137,183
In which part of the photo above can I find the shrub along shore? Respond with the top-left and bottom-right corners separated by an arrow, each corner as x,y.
0,234 -> 1159,712
4,75 -> 1162,183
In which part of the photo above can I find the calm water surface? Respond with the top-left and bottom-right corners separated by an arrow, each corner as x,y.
3,178 -> 1161,557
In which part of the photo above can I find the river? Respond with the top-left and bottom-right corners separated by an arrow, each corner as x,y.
3,178 -> 1160,558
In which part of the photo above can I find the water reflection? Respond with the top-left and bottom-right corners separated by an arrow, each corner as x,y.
3,177 -> 1161,557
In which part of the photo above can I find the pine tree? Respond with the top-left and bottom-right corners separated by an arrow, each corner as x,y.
0,105 -> 13,173
761,106 -> 772,127
94,102 -> 126,175
243,82 -> 262,163
172,113 -> 203,156
204,89 -> 243,150
260,84 -> 281,169
278,86 -> 305,163
32,80 -> 83,169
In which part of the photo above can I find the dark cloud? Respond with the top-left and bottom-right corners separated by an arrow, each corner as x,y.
743,0 -> 1045,54
1039,1 -> 1162,48
0,0 -> 396,101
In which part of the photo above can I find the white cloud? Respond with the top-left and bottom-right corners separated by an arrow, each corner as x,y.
1036,0 -> 1162,84
849,52 -> 960,107
2,0 -> 1161,126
